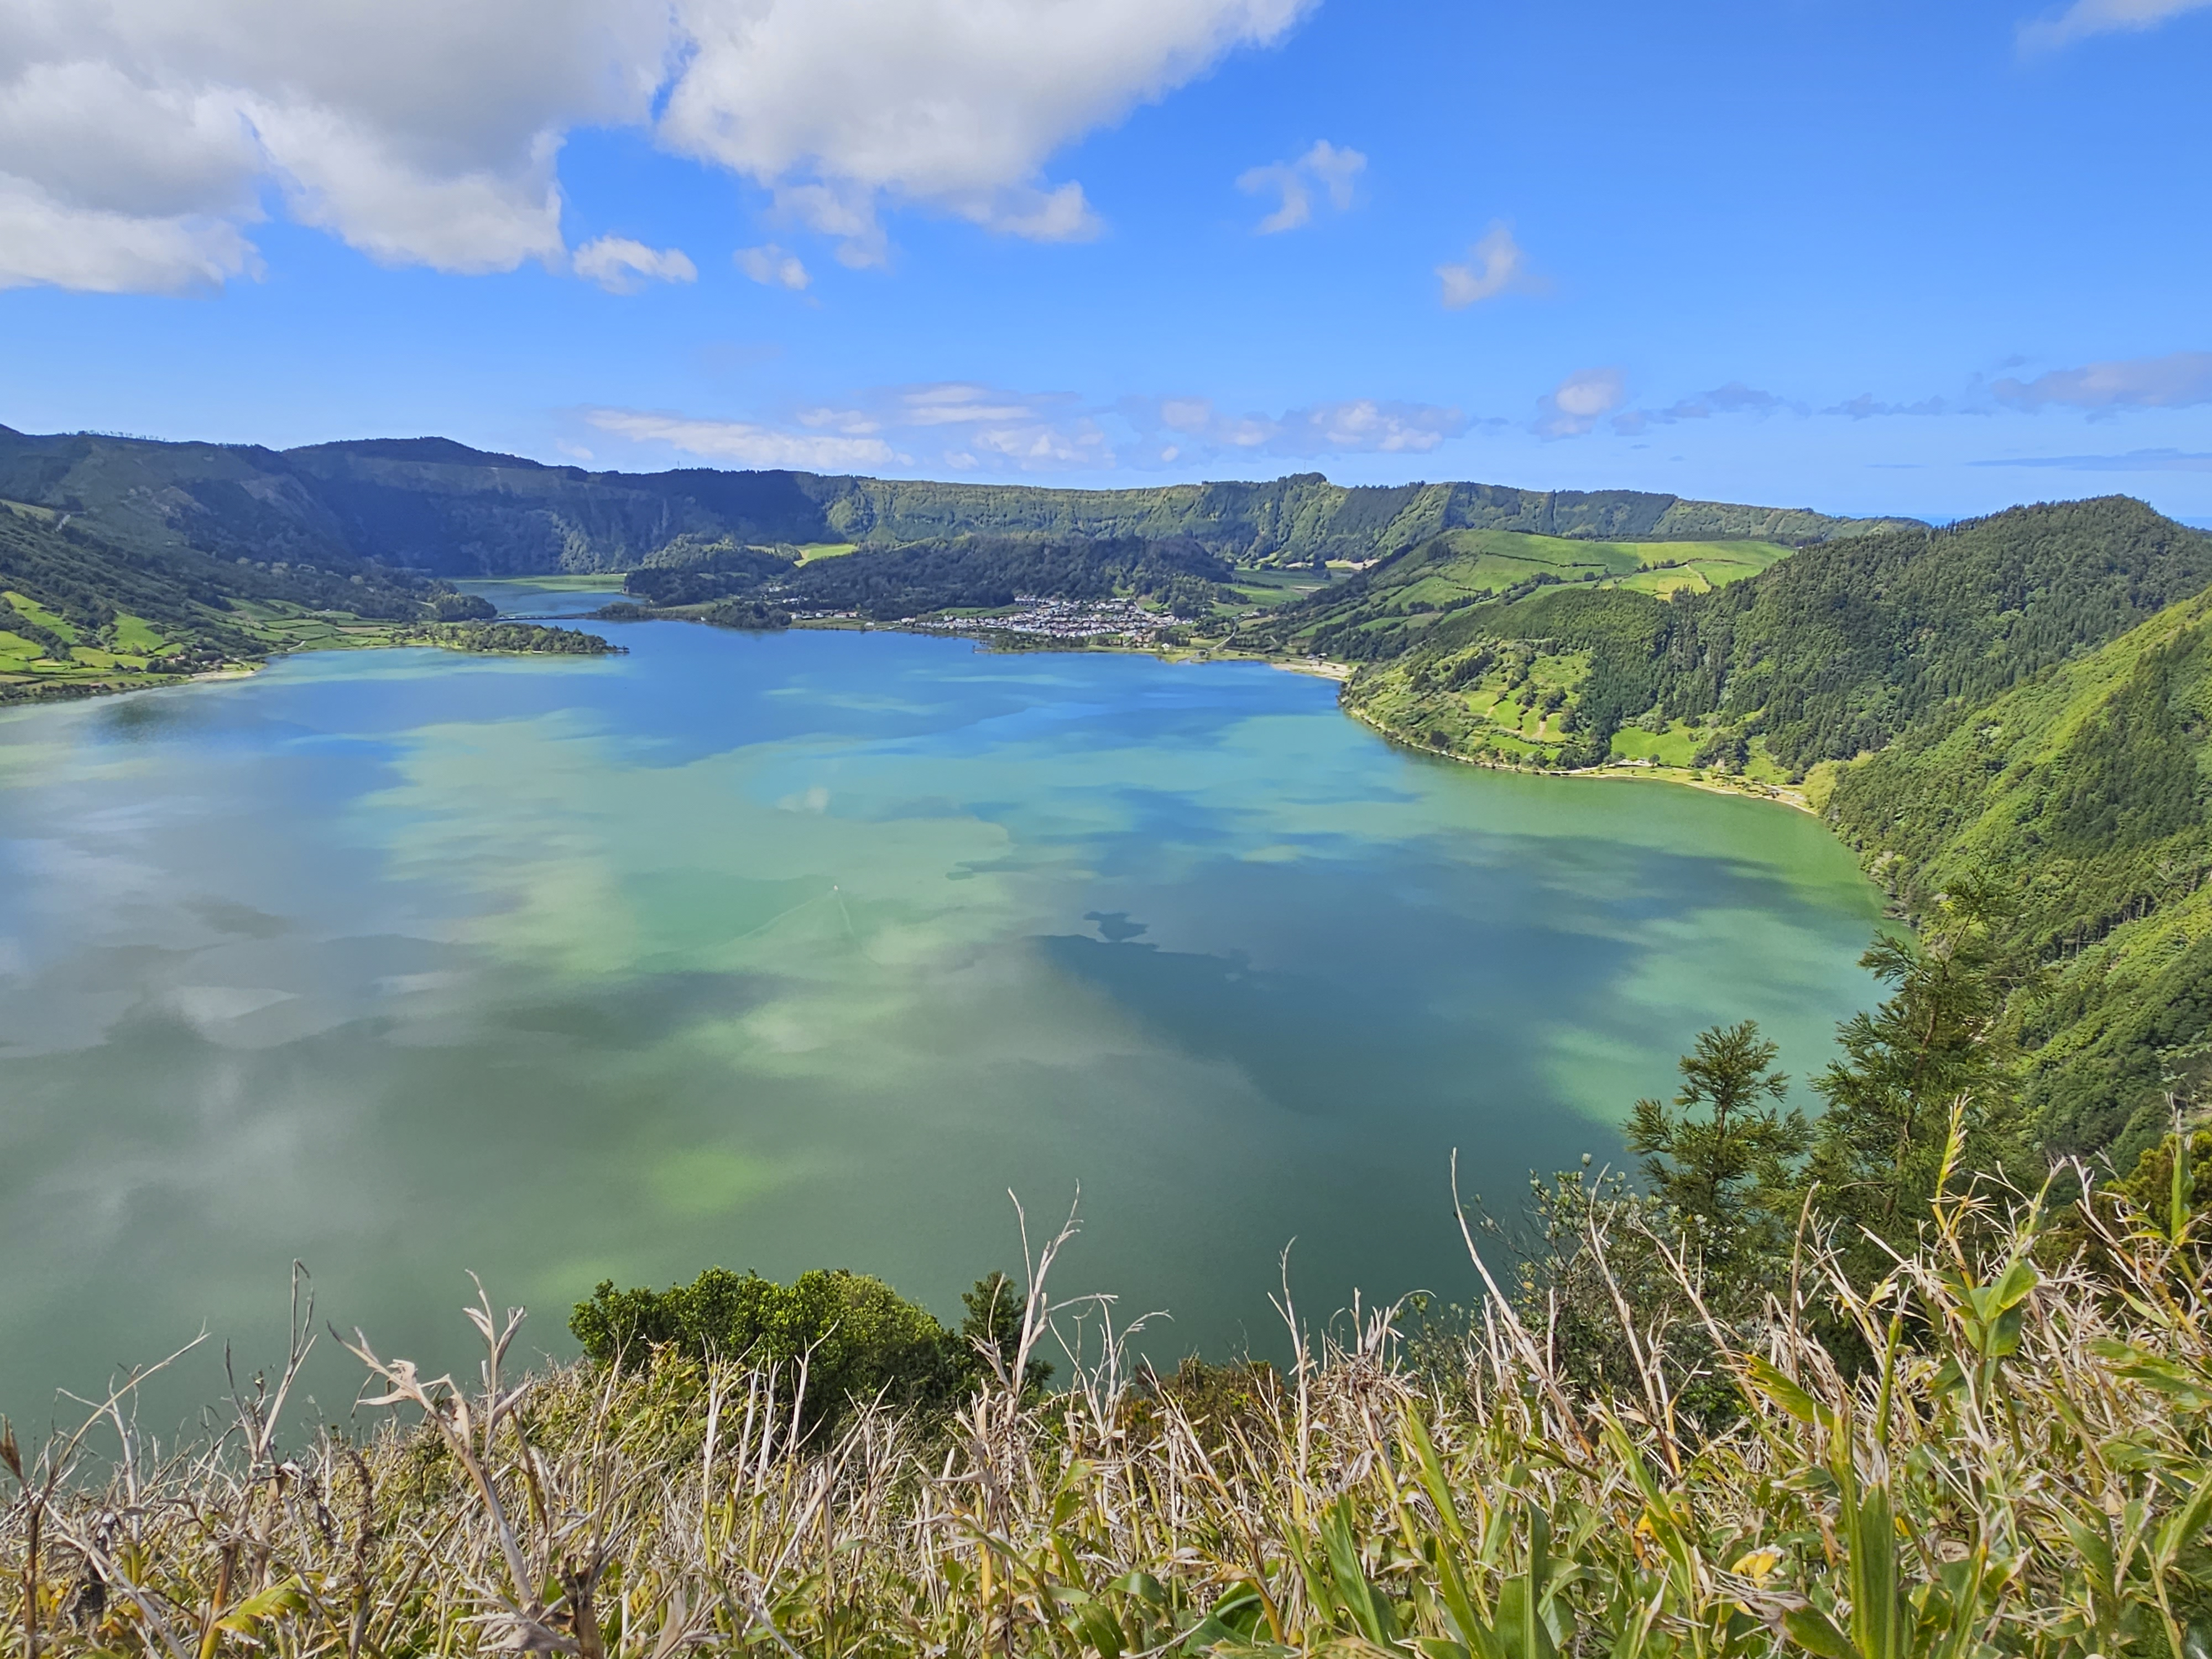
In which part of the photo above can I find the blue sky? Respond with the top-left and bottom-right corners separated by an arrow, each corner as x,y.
2,0 -> 2208,524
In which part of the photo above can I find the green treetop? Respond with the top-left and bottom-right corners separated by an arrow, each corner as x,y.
1625,1019 -> 1809,1285
1806,881 -> 2030,1277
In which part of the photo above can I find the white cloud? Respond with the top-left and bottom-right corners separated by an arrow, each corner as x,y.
956,180 -> 1099,243
0,171 -> 259,292
1237,139 -> 1364,234
796,406 -> 882,434
0,61 -> 262,218
0,0 -> 667,285
247,102 -> 569,273
1827,393 -> 1950,419
736,242 -> 811,290
1992,351 -> 2212,411
771,181 -> 890,268
585,409 -> 898,469
1265,399 -> 1463,455
0,0 -> 1311,292
2021,0 -> 2212,49
972,421 -> 1111,466
899,384 -> 1054,426
1437,222 -> 1537,308
660,0 -> 1306,256
1535,368 -> 1626,438
882,384 -> 1109,467
572,236 -> 697,294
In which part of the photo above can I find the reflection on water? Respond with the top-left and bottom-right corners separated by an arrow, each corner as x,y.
0,601 -> 1880,1426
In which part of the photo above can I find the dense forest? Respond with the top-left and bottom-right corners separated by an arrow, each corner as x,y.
0,423 -> 1912,577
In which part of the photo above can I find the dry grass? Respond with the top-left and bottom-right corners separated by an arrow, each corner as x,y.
7,1161 -> 2212,1658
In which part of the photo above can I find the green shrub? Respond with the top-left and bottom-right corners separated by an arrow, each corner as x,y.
571,1265 -> 1045,1437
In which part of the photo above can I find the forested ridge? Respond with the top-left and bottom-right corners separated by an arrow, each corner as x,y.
1327,498 -> 2212,767
0,422 -> 1912,577
1827,591 -> 2212,1166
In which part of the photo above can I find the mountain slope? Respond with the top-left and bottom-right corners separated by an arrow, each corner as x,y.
0,497 -> 601,700
1339,498 -> 2212,775
1828,587 -> 2212,1164
0,425 -> 1919,578
1335,497 -> 2212,1165
1240,528 -> 1793,662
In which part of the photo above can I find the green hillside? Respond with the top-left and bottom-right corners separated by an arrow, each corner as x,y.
0,425 -> 1917,578
1341,498 -> 2212,774
1243,527 -> 1791,661
1335,497 -> 2212,1165
0,498 -> 608,701
1829,589 -> 2212,1166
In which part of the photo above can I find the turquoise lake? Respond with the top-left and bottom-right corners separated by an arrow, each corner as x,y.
0,585 -> 1882,1423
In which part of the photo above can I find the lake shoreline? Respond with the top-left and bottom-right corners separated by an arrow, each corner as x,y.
7,601 -> 1819,822
1338,699 -> 1819,815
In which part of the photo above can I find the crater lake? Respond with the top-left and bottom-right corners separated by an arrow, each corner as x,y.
0,584 -> 1882,1420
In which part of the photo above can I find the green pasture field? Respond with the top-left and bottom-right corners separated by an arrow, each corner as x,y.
1219,568 -> 1327,615
1231,568 -> 1327,599
112,612 -> 165,653
1406,529 -> 1793,594
3,590 -> 80,643
1267,530 -> 1799,658
470,573 -> 628,591
1601,540 -> 1794,596
1608,723 -> 1700,766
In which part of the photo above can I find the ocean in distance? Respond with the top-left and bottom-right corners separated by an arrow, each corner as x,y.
0,582 -> 1881,1421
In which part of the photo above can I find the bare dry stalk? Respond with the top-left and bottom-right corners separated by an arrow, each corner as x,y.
11,1178 -> 2212,1657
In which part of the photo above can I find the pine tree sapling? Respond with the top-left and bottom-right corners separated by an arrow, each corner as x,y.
1625,1020 -> 1808,1292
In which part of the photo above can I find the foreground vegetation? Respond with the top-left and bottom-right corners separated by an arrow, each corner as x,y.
12,1144 -> 2212,1659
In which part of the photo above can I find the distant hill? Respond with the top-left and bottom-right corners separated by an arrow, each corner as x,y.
0,492 -> 603,701
0,425 -> 1919,578
629,534 -> 1237,622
